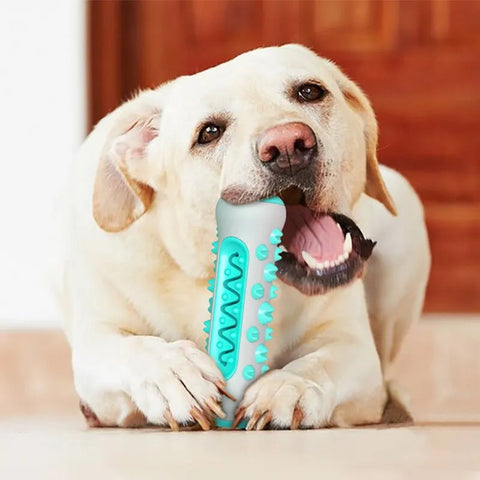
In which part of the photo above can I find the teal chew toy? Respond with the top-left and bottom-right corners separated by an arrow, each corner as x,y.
204,196 -> 286,428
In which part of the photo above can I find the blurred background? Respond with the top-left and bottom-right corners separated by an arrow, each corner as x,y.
0,0 -> 479,425
88,0 -> 480,313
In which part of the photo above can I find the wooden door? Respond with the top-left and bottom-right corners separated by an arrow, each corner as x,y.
88,0 -> 480,312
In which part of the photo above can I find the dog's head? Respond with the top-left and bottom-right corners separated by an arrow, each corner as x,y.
92,44 -> 396,293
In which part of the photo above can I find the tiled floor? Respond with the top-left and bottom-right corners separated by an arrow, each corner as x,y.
1,316 -> 479,478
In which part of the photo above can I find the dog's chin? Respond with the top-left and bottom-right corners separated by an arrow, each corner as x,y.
221,184 -> 376,295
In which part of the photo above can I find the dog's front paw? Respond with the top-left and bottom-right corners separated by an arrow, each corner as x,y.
126,338 -> 236,430
234,369 -> 335,430
77,337 -> 233,430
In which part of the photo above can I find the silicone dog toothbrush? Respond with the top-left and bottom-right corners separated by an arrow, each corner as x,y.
204,196 -> 286,428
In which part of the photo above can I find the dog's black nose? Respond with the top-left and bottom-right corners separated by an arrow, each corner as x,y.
257,122 -> 316,175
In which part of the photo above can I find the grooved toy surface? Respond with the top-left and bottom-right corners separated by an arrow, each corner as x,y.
208,237 -> 248,380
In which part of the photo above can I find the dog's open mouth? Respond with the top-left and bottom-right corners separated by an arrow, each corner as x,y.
276,186 -> 376,295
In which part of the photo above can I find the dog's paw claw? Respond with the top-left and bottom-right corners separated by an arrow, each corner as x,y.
246,410 -> 264,431
232,406 -> 246,429
190,406 -> 212,431
164,408 -> 179,431
291,404 -> 304,430
215,381 -> 236,402
255,411 -> 272,431
79,400 -> 103,428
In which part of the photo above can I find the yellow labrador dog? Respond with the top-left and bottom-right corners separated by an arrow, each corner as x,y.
61,44 -> 430,430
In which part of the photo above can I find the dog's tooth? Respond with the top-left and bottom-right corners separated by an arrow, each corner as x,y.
302,251 -> 317,269
336,223 -> 343,232
278,244 -> 287,252
343,233 -> 352,253
316,261 -> 326,271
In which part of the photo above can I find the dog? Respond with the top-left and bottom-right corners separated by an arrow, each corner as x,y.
60,44 -> 430,430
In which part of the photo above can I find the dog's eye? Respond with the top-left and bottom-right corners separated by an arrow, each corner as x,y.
297,83 -> 327,103
198,124 -> 223,144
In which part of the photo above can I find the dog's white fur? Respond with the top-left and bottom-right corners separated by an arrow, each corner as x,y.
60,45 -> 430,428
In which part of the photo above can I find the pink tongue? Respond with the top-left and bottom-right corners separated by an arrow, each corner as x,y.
282,205 -> 345,263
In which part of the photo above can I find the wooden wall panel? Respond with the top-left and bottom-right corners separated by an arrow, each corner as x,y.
311,0 -> 398,51
87,0 -> 480,312
425,205 -> 480,312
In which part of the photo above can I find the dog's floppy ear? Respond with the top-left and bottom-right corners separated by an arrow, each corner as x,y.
93,106 -> 160,232
327,62 -> 397,215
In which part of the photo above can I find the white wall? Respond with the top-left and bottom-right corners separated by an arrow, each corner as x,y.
0,1 -> 86,328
